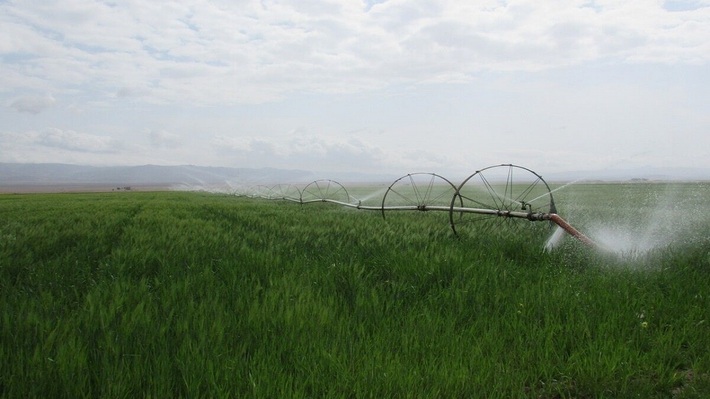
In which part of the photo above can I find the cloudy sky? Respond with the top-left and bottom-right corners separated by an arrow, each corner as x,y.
1,0 -> 709,178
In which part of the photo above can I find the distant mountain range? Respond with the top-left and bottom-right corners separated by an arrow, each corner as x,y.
0,163 -> 397,192
1,163 -> 707,193
1,163 -> 309,184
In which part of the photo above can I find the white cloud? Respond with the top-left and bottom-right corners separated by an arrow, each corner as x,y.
3,128 -> 122,153
9,94 -> 55,114
0,1 -> 708,176
0,128 -> 139,165
210,133 -> 393,172
38,128 -> 122,153
2,1 -> 708,106
149,129 -> 182,149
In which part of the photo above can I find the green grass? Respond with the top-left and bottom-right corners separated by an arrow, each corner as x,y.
1,185 -> 709,398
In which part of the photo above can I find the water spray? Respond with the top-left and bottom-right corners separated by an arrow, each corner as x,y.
241,164 -> 600,250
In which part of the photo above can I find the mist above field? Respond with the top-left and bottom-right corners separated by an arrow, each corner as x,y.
1,1 -> 709,176
0,163 -> 398,190
548,180 -> 710,259
1,163 -> 708,192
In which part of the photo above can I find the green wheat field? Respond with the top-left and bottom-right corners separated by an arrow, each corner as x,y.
1,182 -> 709,398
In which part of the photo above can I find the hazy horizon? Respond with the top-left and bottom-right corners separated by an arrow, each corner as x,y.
2,162 -> 708,189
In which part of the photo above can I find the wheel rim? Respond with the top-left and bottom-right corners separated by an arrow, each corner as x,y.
300,179 -> 351,204
381,173 -> 460,219
449,164 -> 556,237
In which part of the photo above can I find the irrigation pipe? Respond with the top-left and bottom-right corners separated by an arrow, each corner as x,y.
247,164 -> 601,250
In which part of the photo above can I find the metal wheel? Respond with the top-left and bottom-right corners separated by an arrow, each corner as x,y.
449,164 -> 556,237
253,185 -> 274,199
270,184 -> 302,202
381,173 -> 460,219
300,179 -> 352,204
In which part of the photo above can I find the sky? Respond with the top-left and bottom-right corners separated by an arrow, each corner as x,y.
1,0 -> 709,178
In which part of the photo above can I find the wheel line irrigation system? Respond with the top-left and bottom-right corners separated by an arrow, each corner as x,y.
238,164 -> 598,249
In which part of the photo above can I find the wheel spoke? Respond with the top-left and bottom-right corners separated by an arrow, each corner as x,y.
383,173 -> 457,219
450,164 -> 555,240
301,180 -> 351,203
